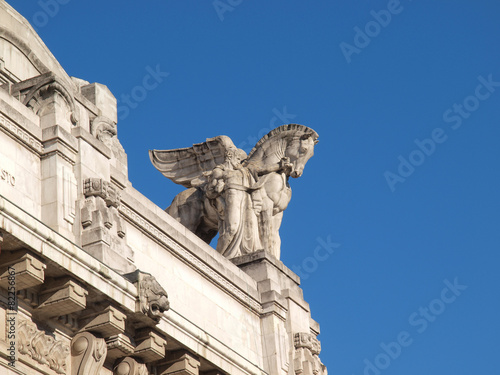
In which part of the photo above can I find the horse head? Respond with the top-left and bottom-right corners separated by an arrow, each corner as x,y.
285,133 -> 318,178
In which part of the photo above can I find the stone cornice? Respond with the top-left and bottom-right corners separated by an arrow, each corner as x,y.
118,191 -> 263,315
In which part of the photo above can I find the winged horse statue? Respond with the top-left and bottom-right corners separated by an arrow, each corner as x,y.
149,124 -> 318,260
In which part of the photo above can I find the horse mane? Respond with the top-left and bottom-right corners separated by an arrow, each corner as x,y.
247,124 -> 319,160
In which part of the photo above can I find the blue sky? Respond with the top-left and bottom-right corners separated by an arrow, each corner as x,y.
7,0 -> 500,373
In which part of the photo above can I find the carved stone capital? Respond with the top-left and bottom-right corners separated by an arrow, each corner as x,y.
114,356 -> 150,375
124,270 -> 169,324
71,331 -> 107,375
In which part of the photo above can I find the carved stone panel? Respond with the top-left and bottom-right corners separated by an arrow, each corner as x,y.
18,319 -> 70,374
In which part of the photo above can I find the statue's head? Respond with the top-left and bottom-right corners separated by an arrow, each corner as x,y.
285,133 -> 318,178
225,147 -> 247,167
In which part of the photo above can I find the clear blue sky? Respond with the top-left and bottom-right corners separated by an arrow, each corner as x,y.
8,0 -> 500,373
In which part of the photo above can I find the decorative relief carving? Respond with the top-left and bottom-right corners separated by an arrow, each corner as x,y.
124,271 -> 169,324
18,319 -> 70,374
91,116 -> 116,145
18,73 -> 79,126
119,203 -> 262,314
114,356 -> 150,375
81,178 -> 133,273
0,113 -> 44,153
71,331 -> 107,375
150,124 -> 318,259
83,178 -> 121,208
293,333 -> 327,375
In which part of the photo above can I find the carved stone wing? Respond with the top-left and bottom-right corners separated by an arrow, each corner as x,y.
149,135 -> 236,188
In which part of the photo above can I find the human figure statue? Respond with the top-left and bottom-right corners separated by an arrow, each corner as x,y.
149,124 -> 318,260
205,147 -> 262,258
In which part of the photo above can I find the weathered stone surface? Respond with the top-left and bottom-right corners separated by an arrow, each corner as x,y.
18,319 -> 70,374
36,277 -> 88,318
150,124 -> 318,260
71,332 -> 107,375
0,2 -> 327,374
0,250 -> 46,290
114,356 -> 149,375
124,270 -> 169,324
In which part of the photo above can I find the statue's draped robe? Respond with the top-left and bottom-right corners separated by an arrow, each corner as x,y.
213,167 -> 262,258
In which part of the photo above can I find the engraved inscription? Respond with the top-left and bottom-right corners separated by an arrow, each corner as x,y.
1,168 -> 16,187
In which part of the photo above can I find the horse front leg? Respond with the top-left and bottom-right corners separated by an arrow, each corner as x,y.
259,197 -> 274,253
270,211 -> 283,259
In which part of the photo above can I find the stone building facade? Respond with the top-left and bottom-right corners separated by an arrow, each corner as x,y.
0,1 -> 327,374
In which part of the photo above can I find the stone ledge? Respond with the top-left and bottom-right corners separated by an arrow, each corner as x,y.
72,126 -> 112,159
231,250 -> 301,285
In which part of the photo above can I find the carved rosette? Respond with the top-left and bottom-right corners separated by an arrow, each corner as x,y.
71,331 -> 107,375
124,270 -> 170,324
293,333 -> 327,375
18,319 -> 70,374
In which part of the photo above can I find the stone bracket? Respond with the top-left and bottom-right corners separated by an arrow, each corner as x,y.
80,304 -> 127,337
134,328 -> 166,362
158,350 -> 200,375
106,333 -> 135,361
35,277 -> 88,318
0,250 -> 46,290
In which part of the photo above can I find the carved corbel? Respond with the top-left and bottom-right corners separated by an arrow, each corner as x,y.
80,304 -> 127,337
158,350 -> 200,375
134,328 -> 166,362
71,331 -> 107,375
0,250 -> 46,290
114,356 -> 150,375
35,277 -> 88,319
124,270 -> 169,325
